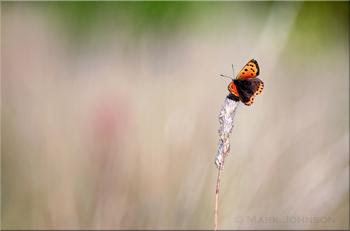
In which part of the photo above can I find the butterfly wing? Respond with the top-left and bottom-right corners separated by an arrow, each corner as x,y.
233,78 -> 264,106
228,81 -> 239,97
236,59 -> 260,79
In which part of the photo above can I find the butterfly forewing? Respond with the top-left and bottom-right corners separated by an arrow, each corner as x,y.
236,59 -> 260,79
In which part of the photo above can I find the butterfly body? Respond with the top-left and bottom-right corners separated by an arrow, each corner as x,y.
226,59 -> 264,106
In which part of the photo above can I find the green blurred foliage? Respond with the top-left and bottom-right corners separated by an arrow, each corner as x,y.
6,1 -> 347,52
47,1 -> 348,54
3,2 -> 275,41
3,1 -> 348,43
50,2 -> 193,39
287,2 -> 349,56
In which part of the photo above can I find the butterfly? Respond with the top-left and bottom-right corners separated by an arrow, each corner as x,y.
221,59 -> 264,106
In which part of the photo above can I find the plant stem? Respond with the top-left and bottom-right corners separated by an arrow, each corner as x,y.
214,166 -> 222,231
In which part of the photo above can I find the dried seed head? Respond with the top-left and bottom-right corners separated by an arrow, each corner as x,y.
214,97 -> 239,169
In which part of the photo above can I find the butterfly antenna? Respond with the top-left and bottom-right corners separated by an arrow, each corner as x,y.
220,74 -> 234,80
231,64 -> 235,76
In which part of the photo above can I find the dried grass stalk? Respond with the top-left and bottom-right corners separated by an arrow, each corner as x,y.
214,96 -> 239,231
215,97 -> 239,169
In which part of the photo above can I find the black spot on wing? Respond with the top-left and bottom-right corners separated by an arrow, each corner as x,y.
249,59 -> 260,75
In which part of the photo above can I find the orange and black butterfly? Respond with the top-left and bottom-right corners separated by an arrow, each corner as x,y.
221,59 -> 264,106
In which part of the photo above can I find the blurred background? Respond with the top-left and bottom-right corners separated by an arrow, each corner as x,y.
1,1 -> 349,230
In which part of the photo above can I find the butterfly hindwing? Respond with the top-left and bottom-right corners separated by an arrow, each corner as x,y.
233,78 -> 264,106
228,81 -> 239,97
236,59 -> 260,79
